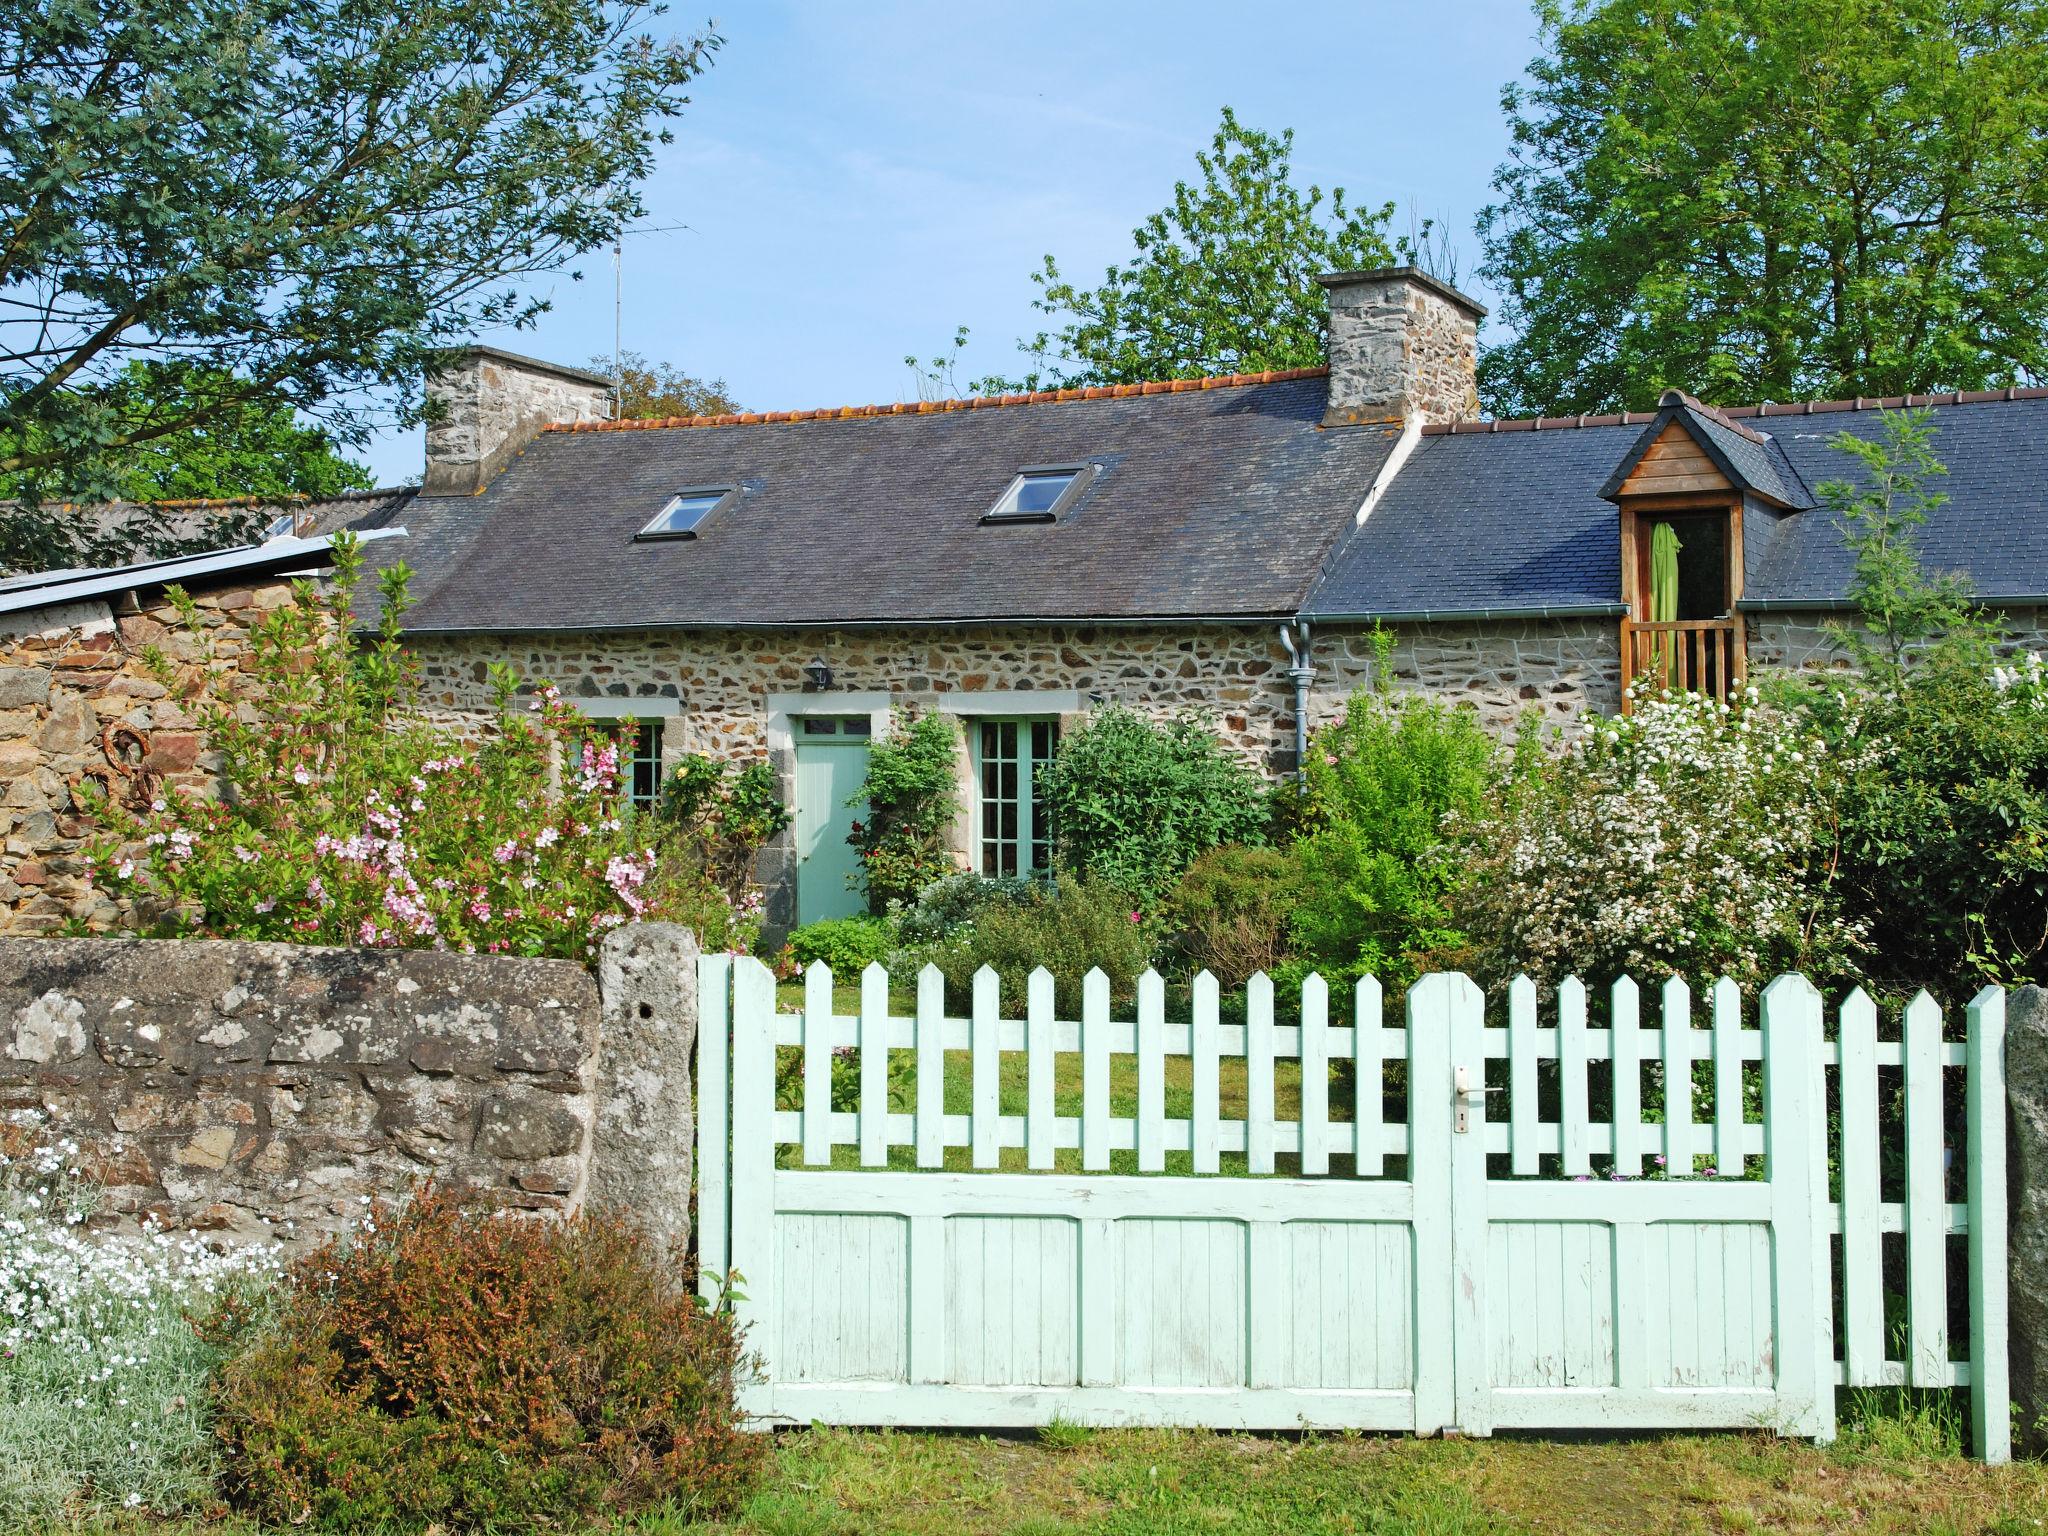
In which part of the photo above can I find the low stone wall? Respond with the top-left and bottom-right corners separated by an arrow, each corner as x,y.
0,924 -> 699,1249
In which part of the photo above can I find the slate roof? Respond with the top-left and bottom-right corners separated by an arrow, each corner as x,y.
1304,425 -> 1635,619
1308,393 -> 2048,619
82,487 -> 416,550
391,373 -> 1400,631
1746,395 -> 2048,607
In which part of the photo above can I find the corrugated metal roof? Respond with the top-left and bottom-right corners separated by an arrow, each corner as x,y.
0,529 -> 405,618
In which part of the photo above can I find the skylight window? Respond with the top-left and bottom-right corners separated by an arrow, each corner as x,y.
261,511 -> 297,542
636,485 -> 737,540
983,465 -> 1091,524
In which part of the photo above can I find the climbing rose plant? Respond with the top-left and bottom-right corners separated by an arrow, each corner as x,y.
88,535 -> 659,960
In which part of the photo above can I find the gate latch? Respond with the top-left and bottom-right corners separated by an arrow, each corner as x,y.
1453,1066 -> 1500,1135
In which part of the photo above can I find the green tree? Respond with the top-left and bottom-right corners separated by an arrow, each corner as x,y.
93,362 -> 373,504
975,107 -> 1416,391
2,0 -> 720,572
1478,0 -> 2048,417
1815,409 -> 1980,676
1787,414 -> 2048,998
590,349 -> 742,419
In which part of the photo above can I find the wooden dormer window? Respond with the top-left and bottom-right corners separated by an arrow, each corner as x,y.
1607,417 -> 1747,710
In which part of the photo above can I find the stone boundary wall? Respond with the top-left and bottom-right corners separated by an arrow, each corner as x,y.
0,924 -> 699,1250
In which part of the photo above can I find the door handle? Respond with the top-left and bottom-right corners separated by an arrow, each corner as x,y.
1453,1066 -> 1501,1134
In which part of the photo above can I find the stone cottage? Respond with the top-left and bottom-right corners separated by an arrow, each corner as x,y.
362,268 -> 2048,933
10,268 -> 2047,937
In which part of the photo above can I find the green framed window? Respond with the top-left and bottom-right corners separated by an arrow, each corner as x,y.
975,718 -> 1057,876
600,719 -> 665,809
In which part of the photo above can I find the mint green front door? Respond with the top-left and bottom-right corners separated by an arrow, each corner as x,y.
794,717 -> 872,923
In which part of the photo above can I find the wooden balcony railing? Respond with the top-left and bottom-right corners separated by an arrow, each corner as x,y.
1620,618 -> 1744,711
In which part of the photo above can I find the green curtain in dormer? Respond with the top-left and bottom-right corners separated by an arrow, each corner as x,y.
1649,521 -> 1682,623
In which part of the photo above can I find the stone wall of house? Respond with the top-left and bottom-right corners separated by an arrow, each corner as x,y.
1311,618 -> 1625,730
409,622 -> 1303,768
1,581 -> 289,935
0,924 -> 700,1250
1748,607 -> 2048,675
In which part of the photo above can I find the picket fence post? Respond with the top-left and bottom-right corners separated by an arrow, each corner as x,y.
1760,973 -> 1831,1442
728,957 -> 778,1384
1966,986 -> 2011,1465
694,953 -> 732,1308
1407,973 -> 1456,1436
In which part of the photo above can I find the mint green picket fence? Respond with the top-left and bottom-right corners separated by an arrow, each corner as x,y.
696,957 -> 2011,1462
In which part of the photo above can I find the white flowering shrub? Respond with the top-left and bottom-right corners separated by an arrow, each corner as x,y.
1456,689 -> 1872,989
1991,650 -> 2048,711
0,1119 -> 280,1524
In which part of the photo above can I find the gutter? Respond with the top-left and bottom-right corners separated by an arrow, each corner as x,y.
396,610 -> 1304,637
1302,601 -> 1627,624
1739,594 -> 2048,613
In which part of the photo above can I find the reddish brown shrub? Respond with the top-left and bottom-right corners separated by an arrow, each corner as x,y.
211,1187 -> 760,1531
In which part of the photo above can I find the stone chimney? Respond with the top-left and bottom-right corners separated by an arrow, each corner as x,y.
421,346 -> 613,496
1316,267 -> 1485,427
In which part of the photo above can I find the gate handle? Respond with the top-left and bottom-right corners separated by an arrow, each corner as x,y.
1453,1066 -> 1501,1133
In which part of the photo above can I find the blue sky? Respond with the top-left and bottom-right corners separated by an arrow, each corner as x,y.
363,1 -> 1544,484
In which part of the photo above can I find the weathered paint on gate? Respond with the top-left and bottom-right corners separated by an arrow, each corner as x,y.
696,957 -> 2011,1461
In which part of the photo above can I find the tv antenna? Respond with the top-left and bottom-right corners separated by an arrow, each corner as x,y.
611,221 -> 695,417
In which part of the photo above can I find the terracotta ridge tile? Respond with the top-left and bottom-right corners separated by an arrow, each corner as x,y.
542,367 -> 1330,434
1424,383 -> 2048,437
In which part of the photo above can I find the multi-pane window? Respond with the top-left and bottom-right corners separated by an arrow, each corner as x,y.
976,718 -> 1057,876
611,720 -> 664,809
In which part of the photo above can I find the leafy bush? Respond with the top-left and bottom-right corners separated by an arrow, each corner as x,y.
888,871 -> 1038,947
786,915 -> 894,975
1456,689 -> 1870,991
930,877 -> 1154,1012
1162,844 -> 1302,988
655,754 -> 789,904
0,1117 -> 280,1525
1781,409 -> 2048,999
86,535 -> 662,961
1829,643 -> 2048,998
1036,706 -> 1269,905
639,754 -> 786,953
1287,680 -> 1501,988
848,710 -> 960,912
212,1188 -> 759,1532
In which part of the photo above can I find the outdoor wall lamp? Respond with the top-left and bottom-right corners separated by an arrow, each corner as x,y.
802,658 -> 834,692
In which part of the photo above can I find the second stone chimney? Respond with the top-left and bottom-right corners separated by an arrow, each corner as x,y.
1316,267 -> 1485,427
421,346 -> 612,496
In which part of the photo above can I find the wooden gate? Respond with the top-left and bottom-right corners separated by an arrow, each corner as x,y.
696,957 -> 2011,1460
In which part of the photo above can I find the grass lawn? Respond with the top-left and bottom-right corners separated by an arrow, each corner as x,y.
669,1420 -> 2048,1536
74,1417 -> 2043,1535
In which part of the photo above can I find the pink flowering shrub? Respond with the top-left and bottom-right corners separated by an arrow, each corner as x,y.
86,535 -> 665,961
